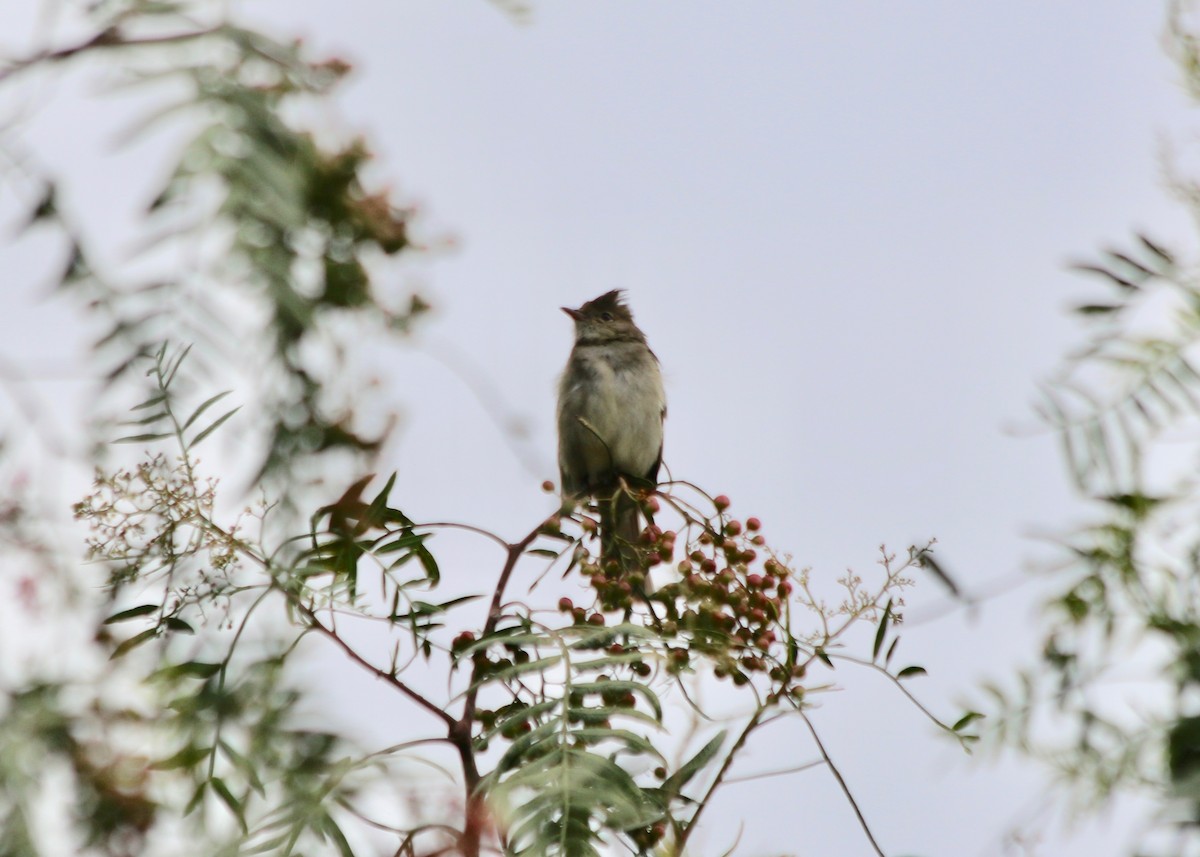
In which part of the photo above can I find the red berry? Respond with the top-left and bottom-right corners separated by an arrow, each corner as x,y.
558,597 -> 574,612
714,495 -> 731,512
746,517 -> 762,531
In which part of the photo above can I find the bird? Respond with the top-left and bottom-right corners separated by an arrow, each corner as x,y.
556,290 -> 666,570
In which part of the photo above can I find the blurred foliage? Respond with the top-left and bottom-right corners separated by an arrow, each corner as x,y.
985,4 -> 1200,852
6,0 -> 427,491
0,2 -> 961,856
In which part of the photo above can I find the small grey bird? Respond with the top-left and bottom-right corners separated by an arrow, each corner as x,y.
557,291 -> 666,569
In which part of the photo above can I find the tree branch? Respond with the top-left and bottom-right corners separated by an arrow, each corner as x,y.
0,26 -> 222,84
296,600 -> 457,730
801,711 -> 886,857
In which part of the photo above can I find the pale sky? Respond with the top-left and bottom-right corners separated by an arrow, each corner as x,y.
3,2 -> 1197,855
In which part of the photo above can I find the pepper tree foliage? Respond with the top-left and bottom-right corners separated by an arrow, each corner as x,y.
984,4 -> 1200,852
0,3 -> 968,856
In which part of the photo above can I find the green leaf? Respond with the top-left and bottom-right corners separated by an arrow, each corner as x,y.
182,390 -> 232,431
110,628 -> 158,659
211,776 -> 248,834
151,744 -> 211,771
113,432 -> 170,444
160,661 -> 221,680
22,183 -> 57,230
318,813 -> 355,857
952,711 -> 984,732
885,636 -> 900,667
219,740 -> 266,795
190,406 -> 241,446
103,604 -> 158,624
130,393 -> 167,411
897,665 -> 927,680
662,731 -> 725,795
872,598 -> 893,661
366,471 -> 398,525
163,343 -> 193,388
184,781 -> 206,816
162,616 -> 195,634
1075,304 -> 1122,315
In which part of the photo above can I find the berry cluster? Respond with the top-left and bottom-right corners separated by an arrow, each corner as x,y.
567,494 -> 804,690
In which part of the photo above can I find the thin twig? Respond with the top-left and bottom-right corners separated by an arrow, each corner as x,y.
0,26 -> 223,84
723,758 -> 824,784
678,706 -> 765,849
410,521 -> 512,551
828,653 -> 958,736
453,514 -> 551,857
800,711 -> 886,857
296,600 -> 457,729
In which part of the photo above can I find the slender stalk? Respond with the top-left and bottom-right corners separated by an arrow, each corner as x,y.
296,600 -> 457,730
0,26 -> 223,84
455,514 -> 553,857
677,703 -> 767,850
801,712 -> 885,857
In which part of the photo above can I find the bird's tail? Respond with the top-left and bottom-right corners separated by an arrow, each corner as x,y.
599,487 -> 643,573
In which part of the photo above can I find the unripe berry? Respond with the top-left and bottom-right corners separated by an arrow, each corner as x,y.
714,495 -> 731,512
725,520 -> 743,536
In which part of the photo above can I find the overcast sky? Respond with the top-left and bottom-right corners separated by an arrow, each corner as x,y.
4,2 -> 1198,855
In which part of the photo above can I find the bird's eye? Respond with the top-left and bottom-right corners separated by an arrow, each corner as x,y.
600,312 -> 613,322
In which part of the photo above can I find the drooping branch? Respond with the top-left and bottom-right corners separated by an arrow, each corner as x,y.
294,599 -> 458,731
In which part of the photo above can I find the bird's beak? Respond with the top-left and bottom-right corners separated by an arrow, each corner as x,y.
561,306 -> 583,321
